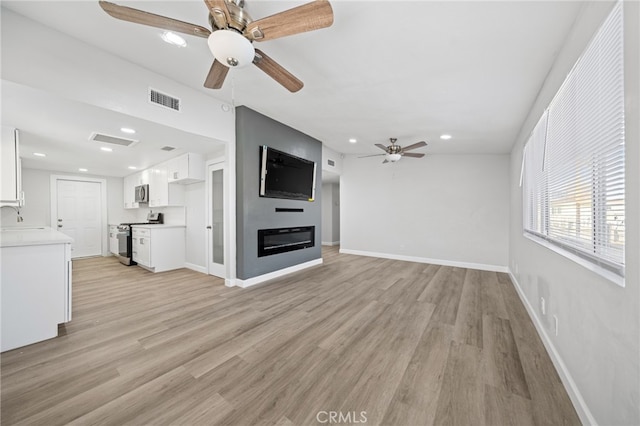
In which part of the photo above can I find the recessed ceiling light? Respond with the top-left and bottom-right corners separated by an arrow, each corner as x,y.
79,168 -> 88,172
128,166 -> 137,170
161,31 -> 187,47
100,147 -> 113,152
349,138 -> 357,143
120,127 -> 136,134
33,152 -> 46,157
440,134 -> 453,140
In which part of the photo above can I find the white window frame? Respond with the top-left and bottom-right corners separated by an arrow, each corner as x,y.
522,1 -> 625,286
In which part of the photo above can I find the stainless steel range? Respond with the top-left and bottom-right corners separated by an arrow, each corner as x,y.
116,212 -> 163,266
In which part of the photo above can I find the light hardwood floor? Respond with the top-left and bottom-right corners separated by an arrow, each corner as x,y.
1,247 -> 580,425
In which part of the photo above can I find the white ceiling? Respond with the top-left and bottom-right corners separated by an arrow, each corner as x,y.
2,0 -> 584,175
2,81 -> 225,176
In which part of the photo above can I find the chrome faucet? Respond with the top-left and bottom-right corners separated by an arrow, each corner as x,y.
1,205 -> 24,222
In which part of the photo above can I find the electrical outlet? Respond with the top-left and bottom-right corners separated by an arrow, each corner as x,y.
553,315 -> 559,336
540,297 -> 546,315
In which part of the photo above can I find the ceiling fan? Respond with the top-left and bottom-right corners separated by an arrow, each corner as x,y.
98,0 -> 334,92
360,138 -> 428,163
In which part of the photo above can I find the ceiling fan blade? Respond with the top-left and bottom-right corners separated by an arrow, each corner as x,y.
375,144 -> 389,152
401,141 -> 427,152
244,0 -> 333,42
204,0 -> 230,30
358,154 -> 385,158
253,49 -> 303,92
99,1 -> 211,38
204,59 -> 229,89
402,152 -> 425,158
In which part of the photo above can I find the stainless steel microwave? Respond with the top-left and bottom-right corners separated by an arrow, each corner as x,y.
134,184 -> 149,203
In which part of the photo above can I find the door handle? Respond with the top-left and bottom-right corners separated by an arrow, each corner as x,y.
206,226 -> 212,229
58,219 -> 62,222
57,224 -> 63,228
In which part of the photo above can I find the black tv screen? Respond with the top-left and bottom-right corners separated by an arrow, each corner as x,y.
259,146 -> 316,201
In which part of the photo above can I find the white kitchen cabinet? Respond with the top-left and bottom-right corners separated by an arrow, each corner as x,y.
149,162 -> 184,207
136,169 -> 150,185
167,153 -> 205,184
132,225 -> 185,272
123,174 -> 139,209
1,227 -> 72,352
109,225 -> 119,255
132,227 -> 151,267
1,126 -> 23,206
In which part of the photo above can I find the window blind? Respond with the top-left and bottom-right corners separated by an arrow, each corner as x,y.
523,1 -> 625,275
523,111 -> 548,236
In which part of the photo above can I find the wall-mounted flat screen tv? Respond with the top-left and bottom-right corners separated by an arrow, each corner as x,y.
259,146 -> 316,201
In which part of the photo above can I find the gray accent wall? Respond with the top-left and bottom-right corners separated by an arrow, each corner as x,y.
236,106 -> 322,280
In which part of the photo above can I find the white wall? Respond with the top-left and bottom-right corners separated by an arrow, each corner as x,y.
341,154 -> 509,270
0,168 -> 133,229
508,1 -> 639,424
322,145 -> 343,174
0,168 -> 134,256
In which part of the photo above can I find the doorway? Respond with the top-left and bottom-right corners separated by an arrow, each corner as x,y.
206,162 -> 225,278
321,176 -> 341,247
51,176 -> 107,258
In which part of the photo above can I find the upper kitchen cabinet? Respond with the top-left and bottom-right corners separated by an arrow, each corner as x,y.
149,162 -> 184,207
167,153 -> 205,184
1,127 -> 23,206
123,174 -> 138,209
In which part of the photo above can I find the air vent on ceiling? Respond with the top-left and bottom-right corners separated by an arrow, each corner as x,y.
89,132 -> 139,147
327,159 -> 335,167
161,146 -> 176,151
149,88 -> 181,112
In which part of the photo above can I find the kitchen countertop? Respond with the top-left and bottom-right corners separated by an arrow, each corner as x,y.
131,224 -> 186,229
0,227 -> 73,248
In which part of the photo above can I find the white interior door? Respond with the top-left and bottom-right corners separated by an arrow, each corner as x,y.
56,179 -> 102,258
207,162 -> 225,277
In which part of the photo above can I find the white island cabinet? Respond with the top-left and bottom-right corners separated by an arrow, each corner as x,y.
0,227 -> 73,352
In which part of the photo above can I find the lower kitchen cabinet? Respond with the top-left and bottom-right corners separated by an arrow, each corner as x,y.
131,225 -> 185,272
1,228 -> 72,352
109,225 -> 119,255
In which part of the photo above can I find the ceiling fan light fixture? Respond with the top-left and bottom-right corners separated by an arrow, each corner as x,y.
386,153 -> 402,162
208,30 -> 255,68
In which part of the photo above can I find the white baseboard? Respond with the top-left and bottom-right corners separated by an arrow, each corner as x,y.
185,262 -> 207,274
321,241 -> 340,246
234,258 -> 323,288
339,248 -> 508,273
507,271 -> 596,426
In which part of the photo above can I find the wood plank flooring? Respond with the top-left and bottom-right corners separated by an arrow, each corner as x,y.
1,247 -> 580,425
